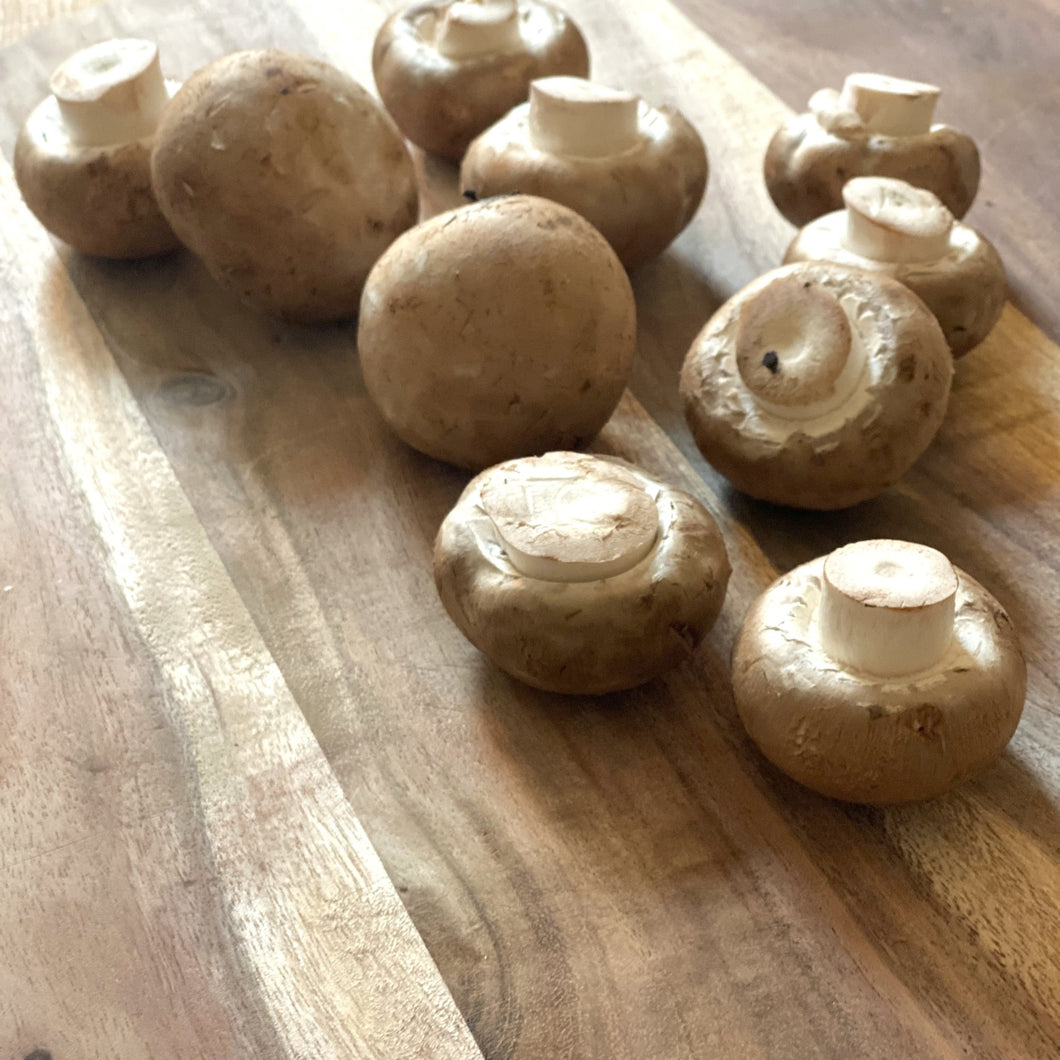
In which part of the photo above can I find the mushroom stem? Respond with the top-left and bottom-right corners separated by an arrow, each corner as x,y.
436,0 -> 522,59
479,456 -> 659,582
842,177 -> 953,263
818,540 -> 958,677
50,38 -> 169,148
528,76 -> 640,158
837,73 -> 940,137
734,274 -> 865,422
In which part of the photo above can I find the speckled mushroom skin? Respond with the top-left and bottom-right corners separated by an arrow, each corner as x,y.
15,93 -> 180,259
785,211 -> 1007,357
151,50 -> 418,323
434,454 -> 731,694
733,556 -> 1026,803
679,262 -> 953,510
372,1 -> 589,162
765,102 -> 980,227
460,100 -> 707,268
358,195 -> 636,470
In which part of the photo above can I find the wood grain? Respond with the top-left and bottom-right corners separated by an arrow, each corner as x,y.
1,0 -> 1058,1058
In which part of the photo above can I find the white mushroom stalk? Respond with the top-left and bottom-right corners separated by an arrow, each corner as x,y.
528,76 -> 641,158
837,72 -> 940,137
49,38 -> 169,147
842,177 -> 953,263
818,539 -> 958,677
479,457 -> 659,582
436,0 -> 522,59
733,273 -> 867,422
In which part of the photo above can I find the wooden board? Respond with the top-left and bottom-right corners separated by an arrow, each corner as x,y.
1,0 -> 1058,1058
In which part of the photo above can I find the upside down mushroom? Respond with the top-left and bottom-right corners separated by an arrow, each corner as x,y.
733,539 -> 1026,803
784,176 -> 1006,357
434,451 -> 731,693
373,0 -> 589,161
15,38 -> 181,258
765,72 -> 980,227
461,75 -> 708,268
679,261 -> 953,510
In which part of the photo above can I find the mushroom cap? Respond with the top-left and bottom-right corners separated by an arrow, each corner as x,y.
764,96 -> 980,227
372,0 -> 589,161
732,552 -> 1026,803
358,194 -> 637,470
15,85 -> 180,259
679,262 -> 953,510
460,87 -> 707,268
150,49 -> 418,323
434,451 -> 731,694
784,199 -> 1006,358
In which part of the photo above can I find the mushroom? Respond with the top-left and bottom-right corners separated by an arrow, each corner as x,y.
358,194 -> 636,469
150,49 -> 418,323
765,72 -> 980,227
732,539 -> 1026,803
679,261 -> 953,510
434,451 -> 731,693
460,75 -> 708,268
14,38 -> 181,258
372,0 -> 589,162
783,176 -> 1006,357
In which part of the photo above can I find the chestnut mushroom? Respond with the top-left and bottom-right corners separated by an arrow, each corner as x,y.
434,451 -> 731,693
784,176 -> 1006,357
14,38 -> 181,258
150,49 -> 418,323
765,72 -> 980,227
372,0 -> 589,161
733,539 -> 1026,803
460,75 -> 708,268
679,262 -> 953,510
358,194 -> 636,469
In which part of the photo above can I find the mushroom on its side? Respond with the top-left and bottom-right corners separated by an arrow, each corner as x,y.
14,39 -> 180,258
679,262 -> 953,510
765,72 -> 980,227
372,0 -> 589,162
358,194 -> 636,470
784,176 -> 1006,357
434,451 -> 731,694
150,49 -> 418,323
461,76 -> 708,268
733,539 -> 1026,803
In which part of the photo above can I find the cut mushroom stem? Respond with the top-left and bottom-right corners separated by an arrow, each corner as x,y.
842,176 -> 954,263
436,0 -> 522,59
50,38 -> 169,147
837,72 -> 940,137
734,273 -> 866,421
479,456 -> 659,582
528,76 -> 641,158
818,539 -> 958,677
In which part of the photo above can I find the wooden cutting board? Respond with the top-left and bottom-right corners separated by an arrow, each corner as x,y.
1,1 -> 1057,1058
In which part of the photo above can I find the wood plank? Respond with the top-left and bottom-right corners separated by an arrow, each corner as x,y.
2,0 -> 1058,1058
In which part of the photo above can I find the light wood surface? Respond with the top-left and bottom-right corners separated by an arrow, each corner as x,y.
1,0 -> 1058,1058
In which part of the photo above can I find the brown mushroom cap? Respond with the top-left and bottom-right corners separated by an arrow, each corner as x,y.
733,546 -> 1026,803
150,49 -> 418,323
358,194 -> 636,470
784,178 -> 1007,357
14,40 -> 180,259
764,83 -> 980,227
434,451 -> 731,694
460,77 -> 707,268
372,0 -> 589,161
679,261 -> 953,510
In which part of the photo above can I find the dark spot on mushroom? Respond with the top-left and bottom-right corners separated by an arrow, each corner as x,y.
897,353 -> 916,382
463,189 -> 478,202
803,281 -> 813,288
762,350 -> 780,374
25,1051 -> 53,1060
866,704 -> 887,720
279,86 -> 290,95
917,401 -> 934,418
906,703 -> 943,739
579,379 -> 592,393
953,325 -> 967,332
953,667 -> 970,673
265,66 -> 283,77
158,372 -> 234,407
